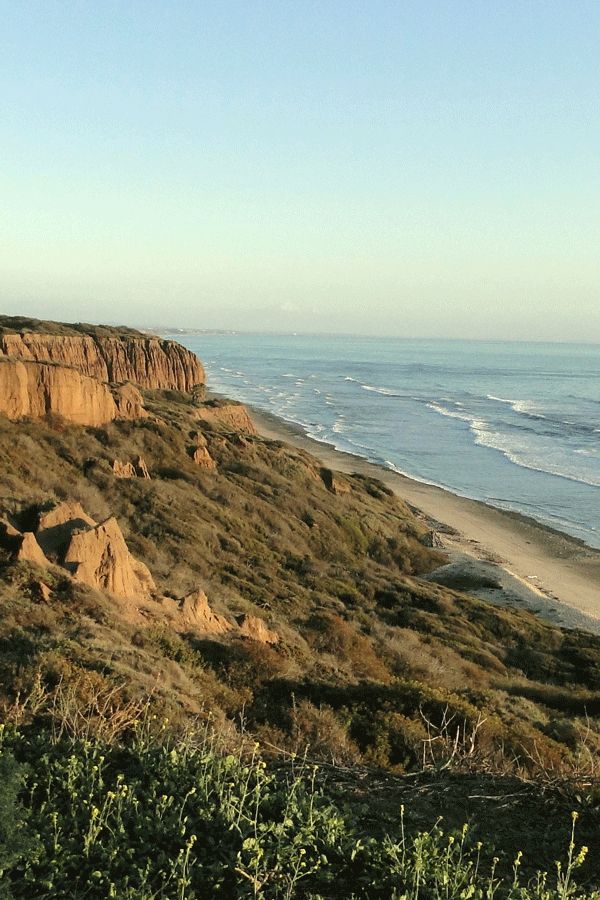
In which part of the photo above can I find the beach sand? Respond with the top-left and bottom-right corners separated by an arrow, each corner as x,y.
248,405 -> 600,635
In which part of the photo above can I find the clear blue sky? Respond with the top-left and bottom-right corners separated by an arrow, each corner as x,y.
1,1 -> 599,339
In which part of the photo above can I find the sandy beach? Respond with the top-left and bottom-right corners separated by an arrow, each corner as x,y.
249,405 -> 600,635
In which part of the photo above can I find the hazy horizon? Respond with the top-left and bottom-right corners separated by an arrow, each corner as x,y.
163,327 -> 600,347
2,1 -> 599,342
4,311 -> 600,346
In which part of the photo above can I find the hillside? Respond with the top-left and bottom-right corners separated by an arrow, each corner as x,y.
0,316 -> 599,896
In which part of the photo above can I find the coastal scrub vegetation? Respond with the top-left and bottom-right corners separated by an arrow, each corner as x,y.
1,380 -> 600,894
0,701 -> 597,898
0,314 -> 147,339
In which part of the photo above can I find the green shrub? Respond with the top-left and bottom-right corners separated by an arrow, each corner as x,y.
0,748 -> 37,897
0,722 -> 595,898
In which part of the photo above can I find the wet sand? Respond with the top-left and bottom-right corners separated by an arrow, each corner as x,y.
248,404 -> 600,635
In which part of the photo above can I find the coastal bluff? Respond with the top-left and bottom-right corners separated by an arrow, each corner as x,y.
0,316 -> 205,426
0,317 -> 204,390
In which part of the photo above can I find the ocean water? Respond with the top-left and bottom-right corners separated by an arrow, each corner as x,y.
174,334 -> 600,549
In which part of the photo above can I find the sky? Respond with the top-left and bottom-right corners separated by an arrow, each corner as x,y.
1,1 -> 599,340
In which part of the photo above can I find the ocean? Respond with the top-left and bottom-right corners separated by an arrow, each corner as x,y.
174,334 -> 600,549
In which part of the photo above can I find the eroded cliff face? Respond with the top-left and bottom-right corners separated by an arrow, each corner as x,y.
63,516 -> 156,600
0,318 -> 205,427
194,402 -> 257,434
0,359 -> 145,426
0,332 -> 205,392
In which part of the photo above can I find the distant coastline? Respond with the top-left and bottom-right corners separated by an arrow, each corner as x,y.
151,328 -> 241,337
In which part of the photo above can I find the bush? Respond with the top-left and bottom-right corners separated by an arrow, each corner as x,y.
0,749 -> 37,896
290,699 -> 359,765
0,722 -> 595,898
306,612 -> 391,682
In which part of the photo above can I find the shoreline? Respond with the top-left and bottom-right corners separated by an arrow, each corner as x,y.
245,402 -> 600,634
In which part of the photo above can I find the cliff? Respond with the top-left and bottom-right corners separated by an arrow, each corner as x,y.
0,330 -> 204,392
194,400 -> 257,433
0,316 -> 205,426
63,516 -> 156,600
0,358 -> 146,426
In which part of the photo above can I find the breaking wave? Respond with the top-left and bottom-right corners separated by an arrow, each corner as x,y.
427,402 -> 600,488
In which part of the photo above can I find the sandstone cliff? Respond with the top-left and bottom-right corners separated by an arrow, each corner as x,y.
15,532 -> 50,567
236,614 -> 279,644
188,433 -> 217,469
111,456 -> 151,479
177,589 -> 232,635
0,331 -> 205,392
0,317 -> 205,427
0,359 -> 146,426
3,500 -> 156,605
195,401 -> 257,434
63,516 -> 156,599
36,501 -> 97,556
